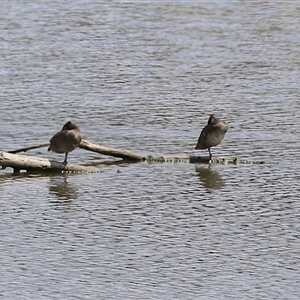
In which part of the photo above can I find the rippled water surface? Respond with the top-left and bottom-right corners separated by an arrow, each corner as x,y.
1,1 -> 300,299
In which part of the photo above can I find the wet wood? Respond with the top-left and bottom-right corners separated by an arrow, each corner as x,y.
0,151 -> 99,173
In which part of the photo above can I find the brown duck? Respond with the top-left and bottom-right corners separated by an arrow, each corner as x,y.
195,114 -> 228,159
48,121 -> 82,164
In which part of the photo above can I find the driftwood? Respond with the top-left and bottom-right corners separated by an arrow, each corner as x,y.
1,139 -> 267,174
79,140 -> 144,161
8,139 -> 144,161
0,152 -> 99,173
2,140 -> 145,173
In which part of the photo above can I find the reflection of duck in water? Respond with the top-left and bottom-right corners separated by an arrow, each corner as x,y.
196,166 -> 225,190
48,121 -> 82,164
195,114 -> 228,159
49,175 -> 78,201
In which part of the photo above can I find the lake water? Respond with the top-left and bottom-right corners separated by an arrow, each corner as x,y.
1,1 -> 300,299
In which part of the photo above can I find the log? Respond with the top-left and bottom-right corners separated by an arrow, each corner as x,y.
0,151 -> 99,173
6,141 -> 267,170
79,140 -> 144,161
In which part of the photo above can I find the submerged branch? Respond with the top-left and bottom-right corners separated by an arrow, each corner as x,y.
146,155 -> 266,164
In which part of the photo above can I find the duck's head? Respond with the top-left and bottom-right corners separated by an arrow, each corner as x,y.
208,114 -> 216,125
62,121 -> 78,130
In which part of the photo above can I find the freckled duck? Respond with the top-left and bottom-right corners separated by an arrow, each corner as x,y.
48,121 -> 82,164
195,114 -> 228,159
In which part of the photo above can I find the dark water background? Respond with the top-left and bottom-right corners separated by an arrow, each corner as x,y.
1,1 -> 300,299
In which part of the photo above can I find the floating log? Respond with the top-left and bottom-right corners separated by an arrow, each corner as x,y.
0,151 -> 99,173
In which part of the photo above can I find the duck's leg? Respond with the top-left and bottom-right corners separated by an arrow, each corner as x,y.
208,148 -> 212,160
63,152 -> 68,165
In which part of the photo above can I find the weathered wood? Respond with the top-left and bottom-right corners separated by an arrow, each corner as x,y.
79,139 -> 144,161
5,141 -> 267,171
0,152 -> 99,173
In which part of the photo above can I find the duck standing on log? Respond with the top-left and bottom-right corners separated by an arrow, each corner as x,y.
48,121 -> 82,164
195,114 -> 228,160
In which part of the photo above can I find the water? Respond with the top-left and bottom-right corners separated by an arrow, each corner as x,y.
1,1 -> 300,299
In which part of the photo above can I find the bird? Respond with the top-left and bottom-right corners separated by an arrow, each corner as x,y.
48,121 -> 82,164
195,114 -> 228,159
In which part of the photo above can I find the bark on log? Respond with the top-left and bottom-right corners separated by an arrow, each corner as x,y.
0,152 -> 99,173
79,140 -> 144,161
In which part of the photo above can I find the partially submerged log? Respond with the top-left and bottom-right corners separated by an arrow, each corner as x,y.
146,155 -> 266,164
0,152 -> 99,173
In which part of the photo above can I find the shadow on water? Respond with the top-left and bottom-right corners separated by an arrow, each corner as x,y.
195,165 -> 225,190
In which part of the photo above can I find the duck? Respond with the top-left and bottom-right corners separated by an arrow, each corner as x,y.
48,121 -> 82,164
195,114 -> 228,159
